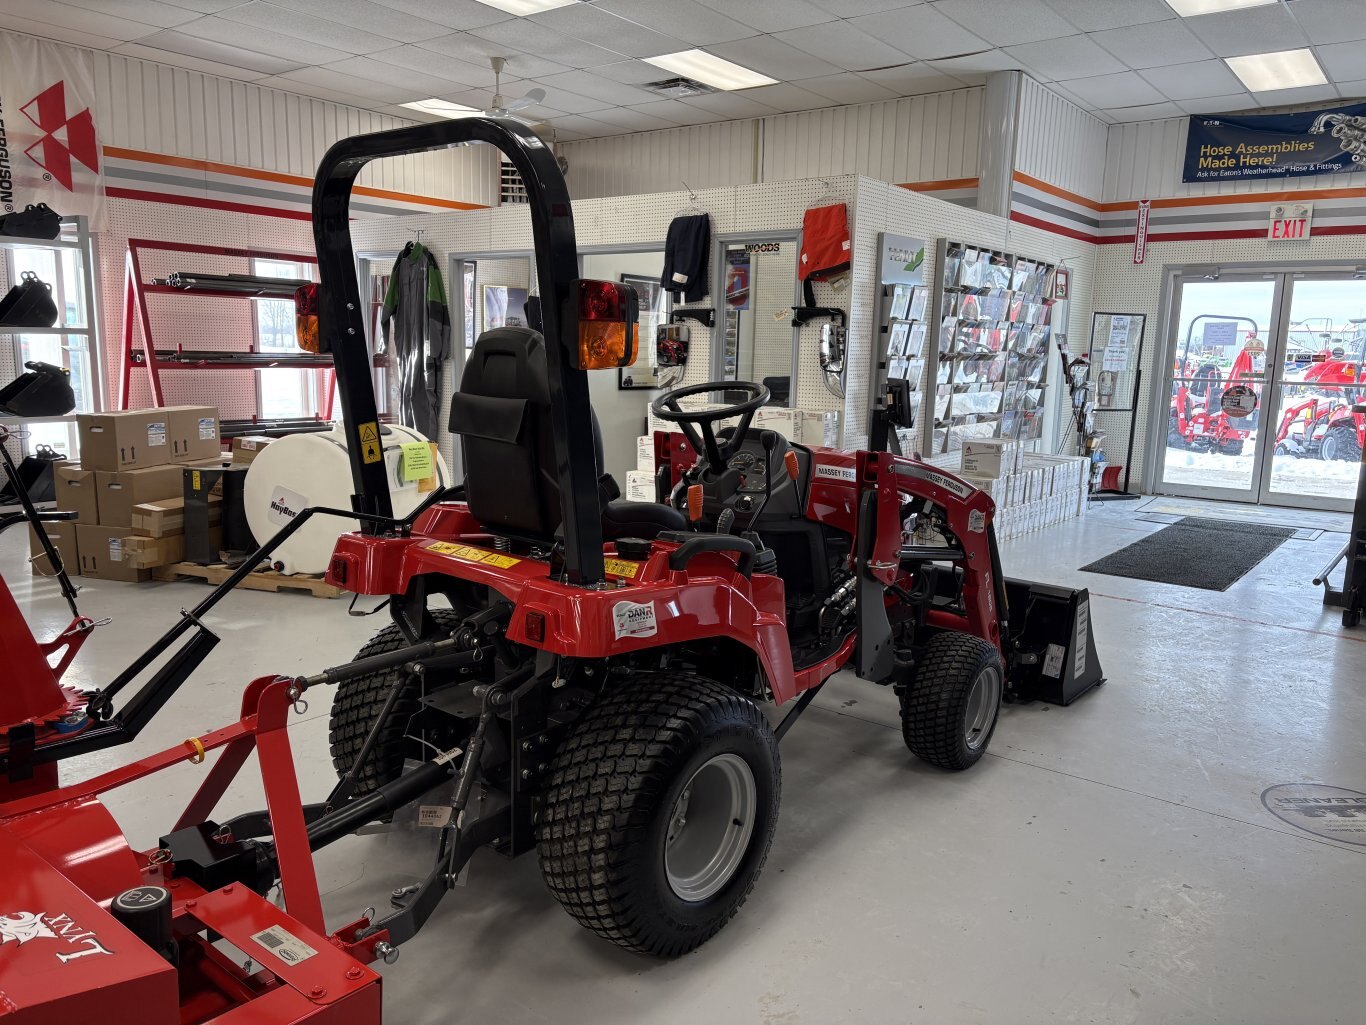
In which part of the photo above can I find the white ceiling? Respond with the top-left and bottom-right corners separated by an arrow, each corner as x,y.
3,0 -> 1365,139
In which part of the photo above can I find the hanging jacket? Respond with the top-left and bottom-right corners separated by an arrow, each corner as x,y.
660,214 -> 711,304
379,242 -> 451,440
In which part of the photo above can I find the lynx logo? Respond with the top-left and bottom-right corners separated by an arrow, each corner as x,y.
814,463 -> 856,483
1,911 -> 114,963
612,600 -> 657,640
267,485 -> 309,527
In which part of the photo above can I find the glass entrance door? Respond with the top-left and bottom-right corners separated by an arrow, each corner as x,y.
1156,271 -> 1365,512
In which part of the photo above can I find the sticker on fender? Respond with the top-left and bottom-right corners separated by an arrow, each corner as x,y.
357,421 -> 382,464
426,541 -> 520,568
604,558 -> 641,579
251,925 -> 317,966
613,600 -> 657,639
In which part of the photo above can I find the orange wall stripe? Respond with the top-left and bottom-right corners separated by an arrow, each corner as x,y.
899,177 -> 979,192
1011,171 -> 1104,212
102,145 -> 485,211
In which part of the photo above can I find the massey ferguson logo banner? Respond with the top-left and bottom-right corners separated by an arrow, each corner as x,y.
0,33 -> 108,229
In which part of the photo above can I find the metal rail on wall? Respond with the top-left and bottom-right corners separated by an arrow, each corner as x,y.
117,238 -> 346,428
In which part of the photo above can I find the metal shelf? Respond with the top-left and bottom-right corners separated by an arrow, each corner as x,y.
0,326 -> 91,335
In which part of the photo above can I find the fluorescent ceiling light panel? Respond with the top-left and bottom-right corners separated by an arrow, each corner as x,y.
643,49 -> 777,91
1164,0 -> 1276,15
476,0 -> 578,15
401,98 -> 482,117
1224,48 -> 1327,92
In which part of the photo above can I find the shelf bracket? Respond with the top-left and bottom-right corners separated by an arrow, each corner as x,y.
670,308 -> 715,329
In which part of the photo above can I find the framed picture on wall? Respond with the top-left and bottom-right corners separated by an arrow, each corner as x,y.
483,285 -> 529,332
618,273 -> 670,390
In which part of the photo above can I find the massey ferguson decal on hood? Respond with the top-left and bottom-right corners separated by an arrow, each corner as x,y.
1,910 -> 114,963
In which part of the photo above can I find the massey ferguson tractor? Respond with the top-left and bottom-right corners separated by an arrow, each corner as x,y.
0,118 -> 1101,1023
1273,327 -> 1365,463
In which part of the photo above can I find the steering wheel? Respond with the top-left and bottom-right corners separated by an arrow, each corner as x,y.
651,381 -> 770,469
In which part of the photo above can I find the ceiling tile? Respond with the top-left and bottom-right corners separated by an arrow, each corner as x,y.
1138,59 -> 1243,101
682,91 -> 780,118
112,40 -> 269,81
927,49 -> 1023,75
773,21 -> 911,72
1334,78 -> 1366,98
594,60 -> 675,86
367,0 -> 511,31
1092,19 -> 1215,71
1055,70 -> 1165,108
172,15 -> 357,64
1003,34 -> 1126,82
417,34 -> 571,80
1289,0 -> 1366,46
521,86 -> 612,114
155,0 -> 242,10
366,44 -> 505,87
325,55 -> 480,93
798,72 -> 900,105
260,0 -> 456,45
708,34 -> 844,80
806,0 -> 928,14
275,65 -> 416,102
1038,0 -> 1175,32
846,6 -> 990,61
861,63 -> 969,94
60,0 -> 202,28
1176,92 -> 1255,114
135,29 -> 308,74
593,0 -> 758,45
627,98 -> 721,125
739,81 -> 833,113
1316,41 -> 1366,85
1100,100 -> 1185,121
533,70 -> 659,105
701,0 -> 833,33
548,114 -> 621,140
218,1 -> 399,55
932,0 -> 1074,47
470,19 -> 628,69
254,74 -> 390,108
529,4 -> 687,58
0,0 -> 166,41
1184,5 -> 1308,58
579,105 -> 682,132
1247,83 -> 1342,105
0,14 -> 129,51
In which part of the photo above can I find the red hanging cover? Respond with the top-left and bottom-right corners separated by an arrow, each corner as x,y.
799,203 -> 851,282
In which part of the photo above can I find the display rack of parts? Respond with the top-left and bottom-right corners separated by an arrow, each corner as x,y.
922,239 -> 1058,455
117,240 -> 367,437
877,277 -> 933,454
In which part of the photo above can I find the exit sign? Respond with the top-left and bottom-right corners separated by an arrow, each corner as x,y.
1269,202 -> 1313,241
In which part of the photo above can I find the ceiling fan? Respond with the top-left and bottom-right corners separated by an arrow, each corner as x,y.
479,57 -> 546,118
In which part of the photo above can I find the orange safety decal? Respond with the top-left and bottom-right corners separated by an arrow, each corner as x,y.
426,541 -> 520,567
603,558 -> 641,579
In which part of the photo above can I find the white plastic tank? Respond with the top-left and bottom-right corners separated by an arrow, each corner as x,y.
243,422 -> 450,575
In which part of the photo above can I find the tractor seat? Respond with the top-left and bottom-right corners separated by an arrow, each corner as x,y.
449,326 -> 687,546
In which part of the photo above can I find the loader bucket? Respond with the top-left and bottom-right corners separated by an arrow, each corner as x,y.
1003,578 -> 1105,705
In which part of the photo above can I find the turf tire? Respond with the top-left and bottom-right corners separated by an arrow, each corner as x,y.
900,631 -> 1003,771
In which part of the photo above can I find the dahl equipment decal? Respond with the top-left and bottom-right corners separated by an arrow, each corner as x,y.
0,910 -> 114,963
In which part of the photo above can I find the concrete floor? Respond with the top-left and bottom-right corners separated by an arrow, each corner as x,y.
5,497 -> 1365,1025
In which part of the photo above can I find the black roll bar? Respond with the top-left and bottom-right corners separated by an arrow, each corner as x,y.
310,116 -> 605,584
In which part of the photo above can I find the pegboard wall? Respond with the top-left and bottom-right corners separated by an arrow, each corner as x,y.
846,178 -> 1099,452
1092,231 -> 1366,490
100,197 -> 315,419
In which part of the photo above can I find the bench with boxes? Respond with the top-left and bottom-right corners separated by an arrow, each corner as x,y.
30,405 -> 232,582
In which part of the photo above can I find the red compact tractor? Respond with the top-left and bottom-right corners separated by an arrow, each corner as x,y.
1273,332 -> 1365,463
1169,317 -> 1263,456
0,119 -> 1101,1023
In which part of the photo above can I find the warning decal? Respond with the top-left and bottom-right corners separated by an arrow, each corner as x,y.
426,541 -> 520,568
358,421 -> 382,464
603,558 -> 641,579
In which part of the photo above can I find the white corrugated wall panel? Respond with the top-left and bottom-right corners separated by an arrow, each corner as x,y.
1103,117 -> 1366,202
83,48 -> 496,206
560,120 -> 758,200
1015,76 -> 1107,199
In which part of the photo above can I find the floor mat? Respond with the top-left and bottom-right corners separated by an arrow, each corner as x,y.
1134,513 -> 1323,542
1081,516 -> 1296,591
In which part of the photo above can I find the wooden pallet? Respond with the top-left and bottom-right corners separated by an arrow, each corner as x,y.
153,561 -> 342,598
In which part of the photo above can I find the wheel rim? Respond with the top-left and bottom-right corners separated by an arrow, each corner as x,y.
963,664 -> 1001,752
664,753 -> 756,903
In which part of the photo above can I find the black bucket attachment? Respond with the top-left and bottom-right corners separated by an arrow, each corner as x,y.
0,361 -> 76,417
1003,578 -> 1104,705
0,272 -> 60,328
0,203 -> 61,240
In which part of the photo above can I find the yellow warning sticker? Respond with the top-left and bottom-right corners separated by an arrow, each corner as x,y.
191,470 -> 202,491
425,542 -> 520,568
603,558 -> 640,579
358,421 -> 382,464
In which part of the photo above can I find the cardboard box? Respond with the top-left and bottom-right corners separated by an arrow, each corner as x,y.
635,436 -> 655,473
28,522 -> 79,577
961,439 -> 1020,479
95,464 -> 184,527
624,470 -> 655,503
77,410 -> 172,471
120,533 -> 185,570
54,464 -> 99,523
132,494 -> 222,538
75,524 -> 150,582
754,407 -> 801,441
163,405 -> 221,463
231,435 -> 274,465
800,410 -> 840,447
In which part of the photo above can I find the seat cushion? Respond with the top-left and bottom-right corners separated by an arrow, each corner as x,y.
601,499 -> 688,541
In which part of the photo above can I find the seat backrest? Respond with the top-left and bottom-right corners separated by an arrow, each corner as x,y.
449,327 -> 561,540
